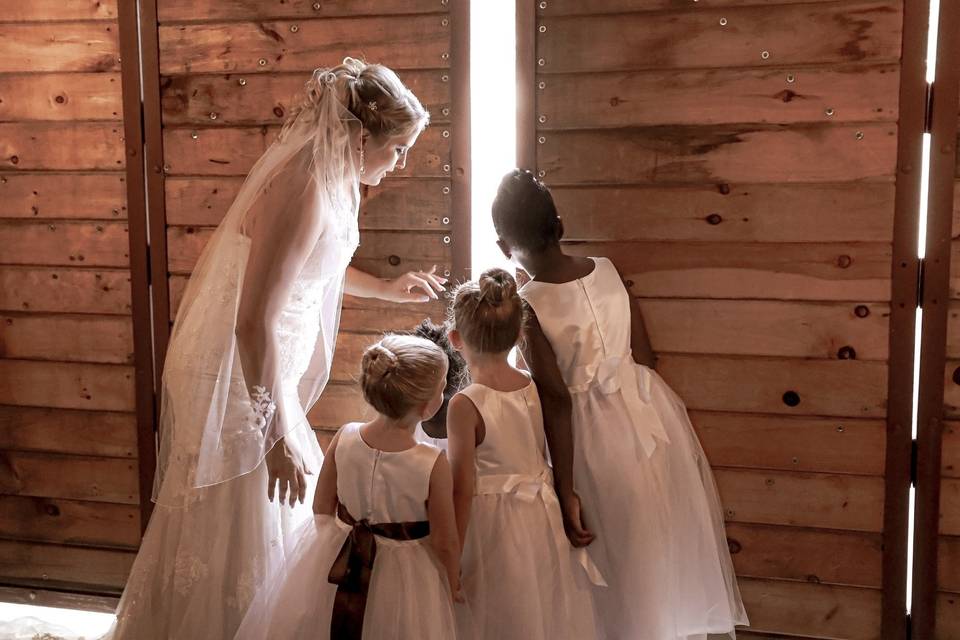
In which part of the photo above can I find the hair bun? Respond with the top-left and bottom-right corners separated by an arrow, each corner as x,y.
365,343 -> 399,379
478,268 -> 517,307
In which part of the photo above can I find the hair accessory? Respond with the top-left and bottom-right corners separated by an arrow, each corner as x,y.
368,100 -> 378,111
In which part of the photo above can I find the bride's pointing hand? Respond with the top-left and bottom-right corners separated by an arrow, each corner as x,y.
383,265 -> 447,303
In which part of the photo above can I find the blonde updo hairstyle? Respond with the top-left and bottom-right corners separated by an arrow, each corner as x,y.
360,335 -> 447,420
292,57 -> 430,140
450,268 -> 526,354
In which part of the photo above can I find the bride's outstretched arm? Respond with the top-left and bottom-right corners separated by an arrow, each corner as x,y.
345,264 -> 446,302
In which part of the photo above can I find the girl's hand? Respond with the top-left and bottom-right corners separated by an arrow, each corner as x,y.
382,265 -> 447,303
559,491 -> 595,547
266,438 -> 306,507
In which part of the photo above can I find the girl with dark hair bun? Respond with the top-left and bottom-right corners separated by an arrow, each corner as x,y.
492,170 -> 749,639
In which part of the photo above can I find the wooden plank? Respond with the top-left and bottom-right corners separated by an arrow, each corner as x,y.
0,221 -> 129,267
692,412 -> 885,476
659,354 -> 887,417
0,585 -> 118,614
726,522 -> 882,588
942,362 -> 960,418
944,420 -> 960,478
161,69 -> 449,126
537,124 -> 898,185
0,1 -> 119,22
306,382 -> 369,428
166,226 -> 450,275
716,468 -> 884,532
540,0 -> 858,15
538,65 -> 899,128
942,478 -> 960,536
0,123 -> 124,171
553,183 -> 894,243
940,535 -> 960,593
0,173 -> 126,220
0,73 -> 122,122
158,0 -> 444,22
537,2 -> 902,74
939,592 -> 960,640
0,540 -> 133,592
165,176 -> 451,229
949,302 -> 960,355
738,578 -> 880,639
0,406 -> 136,458
0,451 -> 138,504
0,360 -> 135,411
163,124 -> 447,177
0,495 -> 139,548
0,266 -> 132,314
0,313 -> 133,364
0,23 -> 120,73
158,15 -> 450,75
564,241 -> 892,302
642,299 -> 888,360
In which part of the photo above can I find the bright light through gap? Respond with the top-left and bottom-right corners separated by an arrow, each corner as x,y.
469,1 -> 516,280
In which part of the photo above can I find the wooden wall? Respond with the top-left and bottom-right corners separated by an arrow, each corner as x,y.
0,1 -> 139,593
529,1 -> 903,637
156,1 -> 460,450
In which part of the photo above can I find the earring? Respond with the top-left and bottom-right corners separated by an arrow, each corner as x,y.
359,148 -> 365,174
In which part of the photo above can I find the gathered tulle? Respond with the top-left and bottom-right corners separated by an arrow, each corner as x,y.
460,492 -> 598,640
572,363 -> 748,640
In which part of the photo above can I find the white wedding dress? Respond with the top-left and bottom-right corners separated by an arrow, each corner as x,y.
101,69 -> 363,639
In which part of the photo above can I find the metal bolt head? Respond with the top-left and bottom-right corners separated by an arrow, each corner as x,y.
258,58 -> 267,66
441,0 -> 449,4
825,108 -> 835,117
537,169 -> 546,177
442,18 -> 449,26
442,130 -> 450,138
855,131 -> 864,140
538,81 -> 546,89
312,2 -> 321,9
719,17 -> 727,25
209,112 -> 218,120
441,74 -> 449,83
761,50 -> 770,60
442,217 -> 450,224
538,115 -> 547,123
444,269 -> 451,277
191,131 -> 199,139
539,25 -> 547,33
537,58 -> 546,66
443,164 -> 451,172
441,107 -> 450,116
290,24 -> 299,33
538,136 -> 546,144
837,425 -> 845,432
441,52 -> 449,60
539,1 -> 547,7
442,186 -> 451,194
443,236 -> 451,244
238,78 -> 247,86
786,73 -> 796,83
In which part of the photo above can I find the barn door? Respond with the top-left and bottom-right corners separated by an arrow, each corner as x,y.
518,0 -> 925,637
0,1 -> 152,596
148,0 -> 470,455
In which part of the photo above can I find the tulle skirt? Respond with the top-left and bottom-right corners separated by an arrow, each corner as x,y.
103,458 -> 318,640
458,490 -> 598,640
235,515 -> 457,640
573,363 -> 749,640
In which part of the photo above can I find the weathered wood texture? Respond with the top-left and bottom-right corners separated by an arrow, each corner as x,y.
0,7 -> 140,595
533,0 -> 905,636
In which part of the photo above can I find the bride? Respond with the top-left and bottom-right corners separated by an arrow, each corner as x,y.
105,58 -> 444,639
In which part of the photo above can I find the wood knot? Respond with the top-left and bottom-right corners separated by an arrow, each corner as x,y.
9,155 -> 18,165
45,504 -> 60,517
837,346 -> 857,360
388,255 -> 401,266
836,254 -> 853,268
609,96 -> 622,107
717,183 -> 731,195
706,213 -> 723,225
782,390 -> 801,407
952,366 -> 960,386
774,89 -> 797,103
854,305 -> 870,318
273,106 -> 285,118
727,538 -> 742,554
55,95 -> 66,104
